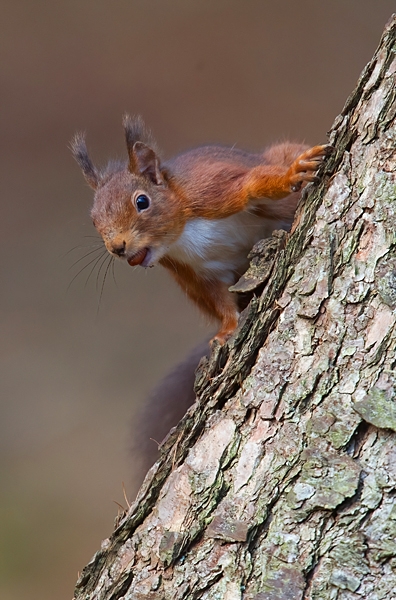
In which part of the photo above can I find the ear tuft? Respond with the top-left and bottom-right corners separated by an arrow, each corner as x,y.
123,114 -> 155,170
70,133 -> 100,190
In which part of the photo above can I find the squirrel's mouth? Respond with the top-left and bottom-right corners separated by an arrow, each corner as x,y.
127,247 -> 150,267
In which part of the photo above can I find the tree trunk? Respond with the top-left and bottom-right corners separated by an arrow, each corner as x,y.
74,15 -> 396,600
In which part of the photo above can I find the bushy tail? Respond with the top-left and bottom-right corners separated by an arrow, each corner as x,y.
130,339 -> 210,487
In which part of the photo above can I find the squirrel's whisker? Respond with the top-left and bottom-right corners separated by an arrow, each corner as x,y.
67,250 -> 107,291
84,251 -> 108,289
111,257 -> 117,287
62,242 -> 103,260
95,252 -> 112,292
68,246 -> 105,270
97,255 -> 113,313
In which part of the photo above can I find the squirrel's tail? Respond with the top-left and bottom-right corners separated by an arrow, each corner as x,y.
130,339 -> 210,488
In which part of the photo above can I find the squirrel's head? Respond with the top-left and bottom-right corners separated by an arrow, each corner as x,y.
71,115 -> 186,267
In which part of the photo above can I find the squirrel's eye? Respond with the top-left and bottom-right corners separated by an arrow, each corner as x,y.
135,194 -> 150,212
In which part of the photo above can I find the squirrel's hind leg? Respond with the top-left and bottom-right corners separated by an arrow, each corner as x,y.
160,257 -> 239,345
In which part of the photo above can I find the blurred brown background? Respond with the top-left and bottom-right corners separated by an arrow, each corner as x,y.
0,1 -> 394,598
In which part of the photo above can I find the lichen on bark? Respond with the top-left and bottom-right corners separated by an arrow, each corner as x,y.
74,15 -> 396,600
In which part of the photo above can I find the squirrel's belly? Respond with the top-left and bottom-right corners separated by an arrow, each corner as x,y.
165,212 -> 291,285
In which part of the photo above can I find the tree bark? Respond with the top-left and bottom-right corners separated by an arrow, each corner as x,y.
74,15 -> 396,600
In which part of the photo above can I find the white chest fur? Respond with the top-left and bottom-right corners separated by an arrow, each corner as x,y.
165,210 -> 290,285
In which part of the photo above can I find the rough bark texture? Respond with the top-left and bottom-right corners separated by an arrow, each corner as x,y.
74,16 -> 396,600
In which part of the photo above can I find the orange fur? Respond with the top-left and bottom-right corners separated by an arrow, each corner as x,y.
72,117 -> 331,344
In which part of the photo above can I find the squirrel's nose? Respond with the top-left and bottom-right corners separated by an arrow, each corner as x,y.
111,241 -> 126,256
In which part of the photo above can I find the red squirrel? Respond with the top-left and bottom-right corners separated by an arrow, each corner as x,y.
72,115 -> 330,343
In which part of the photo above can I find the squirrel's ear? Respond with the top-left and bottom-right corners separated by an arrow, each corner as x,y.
131,141 -> 164,185
70,133 -> 100,190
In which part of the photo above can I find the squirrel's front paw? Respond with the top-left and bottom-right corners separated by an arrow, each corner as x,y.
288,144 -> 333,192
